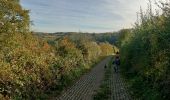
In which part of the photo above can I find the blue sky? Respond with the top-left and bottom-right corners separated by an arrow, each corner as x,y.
21,0 -> 149,33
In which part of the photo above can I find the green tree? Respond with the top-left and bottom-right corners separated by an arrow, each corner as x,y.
0,0 -> 30,33
119,1 -> 170,99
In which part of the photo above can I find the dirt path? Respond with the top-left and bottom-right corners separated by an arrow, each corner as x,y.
56,56 -> 112,100
109,67 -> 132,100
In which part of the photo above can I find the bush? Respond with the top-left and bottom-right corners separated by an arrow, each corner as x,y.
119,1 -> 170,100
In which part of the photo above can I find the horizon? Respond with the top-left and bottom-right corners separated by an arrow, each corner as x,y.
34,30 -> 118,34
21,0 -> 150,33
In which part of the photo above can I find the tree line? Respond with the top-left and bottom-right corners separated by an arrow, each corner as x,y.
118,1 -> 170,100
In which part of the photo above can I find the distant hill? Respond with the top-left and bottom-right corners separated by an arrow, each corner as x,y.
34,32 -> 119,45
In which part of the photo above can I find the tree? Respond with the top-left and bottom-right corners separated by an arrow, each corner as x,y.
99,42 -> 114,56
0,0 -> 30,33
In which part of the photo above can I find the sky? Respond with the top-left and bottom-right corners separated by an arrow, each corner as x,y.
21,0 -> 150,33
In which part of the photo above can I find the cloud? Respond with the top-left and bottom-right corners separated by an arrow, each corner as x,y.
21,0 -> 151,32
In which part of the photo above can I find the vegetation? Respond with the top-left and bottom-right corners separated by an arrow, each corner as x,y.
35,32 -> 118,45
119,1 -> 170,100
0,1 -> 115,99
2,0 -> 170,100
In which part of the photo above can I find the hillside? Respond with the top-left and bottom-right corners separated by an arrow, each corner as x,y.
34,32 -> 118,45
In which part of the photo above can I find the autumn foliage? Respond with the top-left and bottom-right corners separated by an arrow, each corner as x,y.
0,1 -> 115,99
